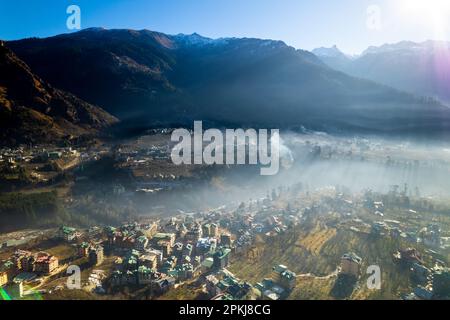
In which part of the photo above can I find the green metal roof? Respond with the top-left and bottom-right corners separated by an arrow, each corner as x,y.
61,226 -> 76,234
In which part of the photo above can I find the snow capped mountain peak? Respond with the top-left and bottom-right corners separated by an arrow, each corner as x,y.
312,45 -> 340,56
172,33 -> 228,46
360,40 -> 450,56
312,45 -> 348,58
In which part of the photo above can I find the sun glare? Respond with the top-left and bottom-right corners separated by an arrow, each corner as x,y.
398,0 -> 450,38
402,0 -> 450,12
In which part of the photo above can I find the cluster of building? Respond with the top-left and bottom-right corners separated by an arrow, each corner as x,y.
10,250 -> 59,276
2,179 -> 449,301
59,226 -> 82,242
0,145 -> 106,189
0,249 -> 60,298
78,242 -> 105,266
99,218 -> 233,295
46,195 -> 299,298
1,144 -> 108,163
393,248 -> 450,300
204,263 -> 297,301
114,144 -> 171,164
0,146 -> 81,167
205,270 -> 254,300
370,219 -> 446,250
420,224 -> 442,248
254,265 -> 297,300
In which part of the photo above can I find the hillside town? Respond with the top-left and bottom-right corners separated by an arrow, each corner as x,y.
1,132 -> 450,301
1,181 -> 449,300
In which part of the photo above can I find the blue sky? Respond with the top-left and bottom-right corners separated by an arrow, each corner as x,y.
1,0 -> 450,54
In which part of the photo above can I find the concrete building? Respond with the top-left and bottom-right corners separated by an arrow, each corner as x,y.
157,241 -> 172,258
0,260 -> 15,286
59,226 -> 78,242
433,268 -> 450,298
139,254 -> 158,270
13,250 -> 34,272
210,223 -> 219,237
152,233 -> 176,247
397,248 -> 423,265
3,281 -> 23,299
340,252 -> 362,278
145,249 -> 163,264
0,271 -> 7,287
78,242 -> 91,257
202,224 -> 211,237
220,234 -> 232,247
140,223 -> 158,239
89,246 -> 104,266
422,224 -> 441,248
255,278 -> 286,300
135,236 -> 149,251
185,227 -> 202,242
196,238 -> 217,256
137,266 -> 154,285
34,253 -> 59,275
183,243 -> 193,257
271,265 -> 296,290
213,247 -> 231,270
205,274 -> 220,297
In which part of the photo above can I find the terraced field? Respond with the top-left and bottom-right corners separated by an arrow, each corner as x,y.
229,222 -> 417,300
296,225 -> 337,255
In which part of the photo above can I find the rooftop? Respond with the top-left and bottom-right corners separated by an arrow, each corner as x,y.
342,252 -> 362,264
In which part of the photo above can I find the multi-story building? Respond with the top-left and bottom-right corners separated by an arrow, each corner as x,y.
396,248 -> 423,266
139,254 -> 158,270
78,242 -> 91,257
183,243 -> 193,257
433,268 -> 450,298
202,224 -> 211,237
105,226 -> 118,246
59,226 -> 78,242
185,227 -> 202,242
145,249 -> 163,264
152,233 -> 176,247
422,224 -> 441,248
0,271 -> 7,287
89,246 -> 104,266
139,223 -> 158,239
157,240 -> 172,258
0,260 -> 15,284
135,236 -> 149,251
19,255 -> 35,273
213,247 -> 231,270
13,250 -> 32,271
271,264 -> 296,290
220,234 -> 232,247
34,253 -> 59,275
210,223 -> 219,237
196,238 -> 217,257
205,274 -> 219,297
172,242 -> 184,258
3,281 -> 23,299
340,252 -> 362,278
137,266 -> 154,285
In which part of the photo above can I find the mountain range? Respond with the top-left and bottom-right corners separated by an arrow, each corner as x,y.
0,40 -> 117,145
3,29 -> 450,144
313,41 -> 450,104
